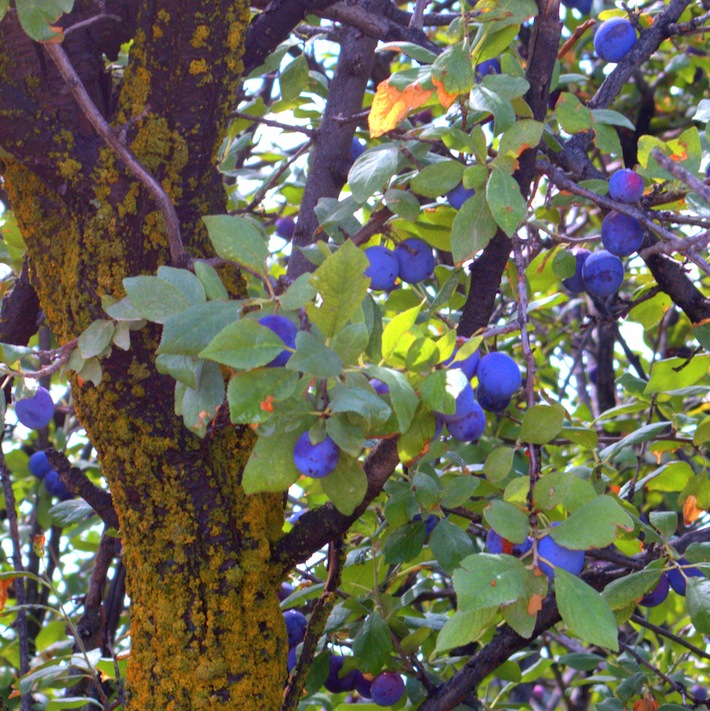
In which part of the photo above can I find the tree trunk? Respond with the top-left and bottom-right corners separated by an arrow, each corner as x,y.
1,2 -> 287,708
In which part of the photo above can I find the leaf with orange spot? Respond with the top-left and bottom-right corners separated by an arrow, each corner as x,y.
9,688 -> 20,699
260,395 -> 275,413
369,80 -> 433,138
527,593 -> 543,615
33,534 -> 46,558
431,44 -> 475,104
0,577 -> 14,613
633,696 -> 659,711
684,494 -> 703,525
431,77 -> 459,109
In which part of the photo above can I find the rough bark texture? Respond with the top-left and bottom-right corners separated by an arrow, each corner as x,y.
1,2 -> 286,708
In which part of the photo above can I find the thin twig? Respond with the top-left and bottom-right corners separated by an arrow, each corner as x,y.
630,613 -> 710,662
63,13 -> 123,37
650,148 -> 710,206
229,111 -> 315,136
44,43 -> 186,266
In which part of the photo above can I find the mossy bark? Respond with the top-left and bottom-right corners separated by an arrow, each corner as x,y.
1,2 -> 287,708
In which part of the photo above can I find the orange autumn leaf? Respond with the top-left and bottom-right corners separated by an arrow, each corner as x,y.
431,77 -> 459,109
369,80 -> 433,138
633,696 -> 659,711
528,593 -> 544,615
684,494 -> 702,525
0,577 -> 14,613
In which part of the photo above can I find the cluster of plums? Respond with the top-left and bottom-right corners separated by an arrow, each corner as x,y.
28,450 -> 71,500
640,558 -> 704,607
563,169 -> 646,299
364,238 -> 436,290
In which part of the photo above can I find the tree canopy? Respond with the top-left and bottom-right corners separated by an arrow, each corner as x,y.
1,0 -> 710,710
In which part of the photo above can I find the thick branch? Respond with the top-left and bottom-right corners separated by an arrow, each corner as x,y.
0,258 -> 40,346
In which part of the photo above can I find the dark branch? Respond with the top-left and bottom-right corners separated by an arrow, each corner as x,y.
0,258 -> 40,346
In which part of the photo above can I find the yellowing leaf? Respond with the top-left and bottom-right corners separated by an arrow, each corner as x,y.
0,577 -> 14,613
684,494 -> 703,525
369,80 -> 433,138
431,77 -> 459,109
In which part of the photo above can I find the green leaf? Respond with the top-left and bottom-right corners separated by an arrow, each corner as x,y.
498,119 -> 544,157
432,43 -> 476,97
551,497 -> 634,550
421,368 -> 469,416
365,366 -> 419,433
227,369 -> 300,424
599,421 -> 673,462
533,472 -> 596,513
454,554 -> 528,610
46,699 -> 103,710
199,318 -> 291,369
157,266 -> 206,305
180,360 -> 225,437
0,0 -> 9,23
483,500 -> 529,544
320,454 -> 367,515
242,430 -> 301,494
397,407 -> 436,465
325,415 -> 364,458
603,568 -> 664,610
486,165 -> 527,237
384,188 -> 421,221
435,607 -> 498,653
381,302 -> 422,364
519,404 -> 565,445
348,145 -> 400,203
686,578 -> 710,633
280,54 -> 309,102
154,298 -> 239,352
286,331 -> 343,377
429,519 -> 475,572
557,653 -> 605,671
694,415 -> 710,446
193,261 -> 229,300
155,354 -> 199,388
644,355 -> 710,394
329,383 -> 391,425
378,41 -> 438,64
15,0 -> 72,41
49,499 -> 96,527
78,320 -> 115,359
384,521 -> 427,564
484,446 -> 515,484
330,323 -> 369,366
649,511 -> 678,538
591,109 -> 635,131
306,241 -> 370,338
450,190 -> 497,264
124,275 -> 191,323
555,92 -> 592,134
469,84 -> 516,134
352,612 -> 393,674
440,476 -> 480,509
202,215 -> 268,274
555,570 -> 619,651
410,160 -> 464,198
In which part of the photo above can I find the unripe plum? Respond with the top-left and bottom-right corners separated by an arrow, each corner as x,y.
640,572 -> 669,607
446,400 -> 486,442
393,238 -> 435,284
447,183 -> 475,210
668,558 -> 703,596
601,211 -> 644,257
275,216 -> 296,239
581,250 -> 624,298
258,314 -> 298,367
371,671 -> 405,706
29,451 -> 52,479
293,432 -> 340,478
537,531 -> 585,578
477,352 -> 522,401
15,386 -> 54,430
284,610 -> 308,647
364,246 -> 399,291
594,18 -> 637,63
562,249 -> 591,294
608,169 -> 644,203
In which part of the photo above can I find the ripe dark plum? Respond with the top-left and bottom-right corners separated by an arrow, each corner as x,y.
668,558 -> 703,595
562,0 -> 592,13
581,250 -> 624,298
364,246 -> 399,291
434,381 -> 476,424
601,211 -> 644,257
476,386 -> 510,414
258,314 -> 298,367
324,655 -> 359,693
477,352 -> 522,401
350,137 -> 365,163
447,183 -> 475,210
486,529 -> 533,557
370,378 -> 390,395
355,671 -> 372,698
446,400 -> 486,442
43,470 -> 71,500
476,58 -> 500,80
29,451 -> 52,479
393,238 -> 435,284
640,572 -> 670,607
293,432 -> 340,479
537,529 -> 585,578
275,216 -> 296,239
562,249 -> 591,294
287,646 -> 298,673
15,386 -> 54,430
594,18 -> 637,63
443,339 -> 480,379
284,610 -> 308,647
608,169 -> 645,203
371,671 -> 405,706
278,582 -> 294,602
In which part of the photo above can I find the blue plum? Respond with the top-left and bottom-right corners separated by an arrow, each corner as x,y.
486,529 -> 533,557
446,400 -> 486,442
562,249 -> 591,294
15,386 -> 54,430
287,646 -> 298,673
435,381 -> 476,424
370,378 -> 390,395
275,216 -> 296,239
29,451 -> 52,479
537,531 -> 585,578
594,18 -> 637,63
477,352 -> 522,401
371,671 -> 405,706
364,246 -> 399,291
293,432 -> 340,478
601,211 -> 644,257
668,558 -> 703,596
258,314 -> 298,367
582,250 -> 624,297
476,58 -> 501,80
476,386 -> 510,414
350,137 -> 365,163
443,339 -> 480,379
43,470 -> 70,500
355,671 -> 372,698
284,610 -> 308,647
324,655 -> 359,693
278,582 -> 294,602
562,0 -> 593,14
608,169 -> 644,203
640,572 -> 670,607
393,238 -> 435,284
447,183 -> 475,210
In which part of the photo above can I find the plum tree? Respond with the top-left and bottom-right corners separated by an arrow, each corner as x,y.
293,432 -> 340,478
594,17 -> 637,63
581,249 -> 625,297
601,211 -> 644,256
258,314 -> 298,367
364,245 -> 399,290
14,386 -> 54,430
608,169 -> 645,202
393,237 -> 435,283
